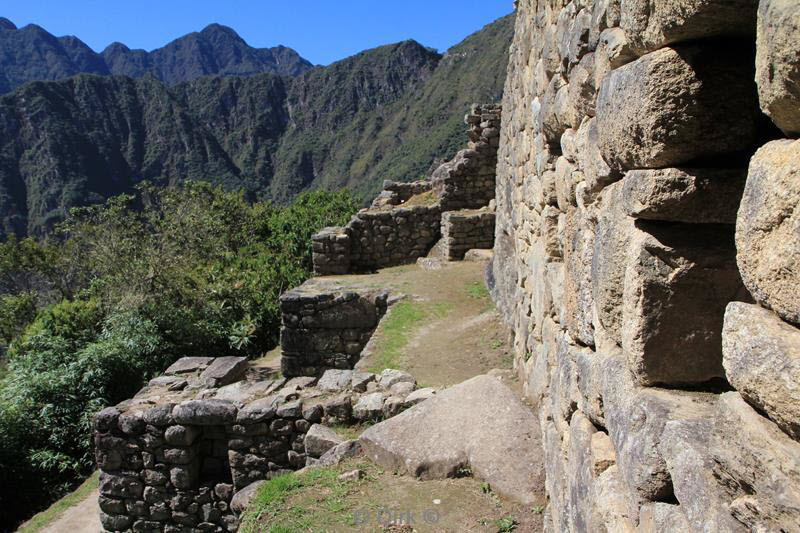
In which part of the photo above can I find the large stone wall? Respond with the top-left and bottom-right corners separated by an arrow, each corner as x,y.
490,0 -> 800,531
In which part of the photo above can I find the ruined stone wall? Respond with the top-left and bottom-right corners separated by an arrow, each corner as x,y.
432,104 -> 502,211
440,208 -> 496,261
279,282 -> 389,377
490,0 -> 800,530
312,105 -> 502,275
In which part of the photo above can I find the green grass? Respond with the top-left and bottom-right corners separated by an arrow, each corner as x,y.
368,300 -> 426,373
17,471 -> 100,533
240,461 -> 378,533
465,281 -> 489,300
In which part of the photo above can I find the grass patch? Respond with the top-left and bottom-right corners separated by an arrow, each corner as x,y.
17,471 -> 100,533
465,280 -> 489,301
368,300 -> 426,373
240,460 -> 377,533
401,190 -> 438,207
329,421 -> 373,441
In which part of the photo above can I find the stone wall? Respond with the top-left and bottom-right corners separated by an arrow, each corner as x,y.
440,208 -> 496,261
490,0 -> 800,531
279,280 -> 389,377
94,354 -> 428,533
432,104 -> 502,211
312,104 -> 502,275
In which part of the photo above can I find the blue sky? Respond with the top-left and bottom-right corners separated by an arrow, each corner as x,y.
2,0 -> 513,65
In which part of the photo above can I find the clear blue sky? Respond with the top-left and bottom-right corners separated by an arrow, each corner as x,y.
2,0 -> 513,65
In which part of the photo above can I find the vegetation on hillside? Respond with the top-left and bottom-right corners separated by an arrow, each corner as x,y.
0,183 -> 358,531
0,14 -> 514,239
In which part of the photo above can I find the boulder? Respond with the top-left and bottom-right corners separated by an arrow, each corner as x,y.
622,220 -> 745,386
317,439 -> 362,466
723,302 -> 800,440
621,168 -> 746,224
352,392 -> 385,420
756,0 -> 800,135
404,387 -> 436,407
736,139 -> 800,325
199,357 -> 248,387
230,480 -> 266,515
350,372 -> 376,392
304,424 -> 343,458
620,0 -> 757,55
377,369 -> 415,389
317,369 -> 353,392
359,375 -> 544,505
596,45 -> 758,172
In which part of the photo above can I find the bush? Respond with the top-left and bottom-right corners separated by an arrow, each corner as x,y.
0,183 -> 359,529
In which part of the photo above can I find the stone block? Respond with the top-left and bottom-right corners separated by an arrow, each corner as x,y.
620,0 -> 757,55
736,139 -> 800,325
622,220 -> 744,386
723,302 -> 800,440
165,357 -> 214,375
756,0 -> 800,135
199,357 -> 248,387
173,400 -> 237,426
622,168 -> 746,224
596,45 -> 759,171
304,424 -> 343,458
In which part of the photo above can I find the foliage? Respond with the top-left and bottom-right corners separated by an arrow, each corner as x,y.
0,183 -> 358,530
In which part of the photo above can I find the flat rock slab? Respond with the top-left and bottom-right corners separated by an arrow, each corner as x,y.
359,374 -> 544,505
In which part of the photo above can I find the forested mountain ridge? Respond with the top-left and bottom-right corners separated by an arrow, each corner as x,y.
0,14 -> 514,238
0,19 -> 312,93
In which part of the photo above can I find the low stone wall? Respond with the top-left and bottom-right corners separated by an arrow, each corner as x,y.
370,180 -> 432,208
491,0 -> 800,531
279,281 -> 389,377
432,104 -> 501,211
440,208 -> 496,261
94,354 -> 428,533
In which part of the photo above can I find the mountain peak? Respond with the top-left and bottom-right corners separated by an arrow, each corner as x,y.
199,23 -> 245,42
0,17 -> 15,30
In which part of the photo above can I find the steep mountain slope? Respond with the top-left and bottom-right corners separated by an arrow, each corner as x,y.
0,14 -> 514,238
0,20 -> 312,94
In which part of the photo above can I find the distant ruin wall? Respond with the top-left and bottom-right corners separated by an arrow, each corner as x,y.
491,0 -> 800,531
312,105 -> 501,275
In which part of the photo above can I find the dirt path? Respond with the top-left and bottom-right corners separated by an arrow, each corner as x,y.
39,489 -> 100,533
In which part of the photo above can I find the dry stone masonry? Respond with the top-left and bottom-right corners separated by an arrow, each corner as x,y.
94,354 -> 429,532
491,0 -> 800,531
312,104 -> 501,275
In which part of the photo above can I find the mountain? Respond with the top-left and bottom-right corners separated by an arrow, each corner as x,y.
0,19 -> 312,94
0,14 -> 514,238
101,23 -> 313,83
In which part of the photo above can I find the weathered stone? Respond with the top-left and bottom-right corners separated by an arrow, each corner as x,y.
276,399 -> 303,419
756,0 -> 800,135
588,465 -> 637,533
377,368 -> 416,389
723,302 -> 800,440
199,357 -> 248,387
360,375 -> 545,505
172,400 -> 237,425
404,387 -> 436,407
164,425 -> 201,446
118,410 -> 146,435
235,396 -> 277,424
590,431 -> 616,478
165,357 -> 214,375
304,424 -> 343,458
622,221 -> 745,386
637,503 -> 691,533
317,369 -> 353,392
99,473 -> 144,499
736,139 -> 800,325
322,394 -> 352,421
620,0 -> 757,55
596,45 -> 758,171
353,392 -> 385,420
602,356 -> 716,501
95,407 -> 121,432
230,480 -> 266,515
566,411 -> 597,532
563,208 -> 595,346
622,168 -> 746,224
317,439 -> 362,467
350,371 -> 376,392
